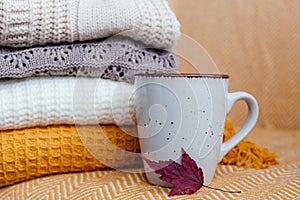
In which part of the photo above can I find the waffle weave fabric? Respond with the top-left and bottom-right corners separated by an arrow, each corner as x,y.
0,36 -> 178,81
0,0 -> 180,49
0,125 -> 141,187
0,117 -> 239,188
0,77 -> 136,130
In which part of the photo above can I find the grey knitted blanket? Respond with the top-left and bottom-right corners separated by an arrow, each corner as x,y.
0,36 -> 178,82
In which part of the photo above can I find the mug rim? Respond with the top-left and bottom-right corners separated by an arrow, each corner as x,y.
134,73 -> 229,79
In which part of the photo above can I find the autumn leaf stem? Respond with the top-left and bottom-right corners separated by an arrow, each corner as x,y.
203,185 -> 242,194
141,149 -> 242,196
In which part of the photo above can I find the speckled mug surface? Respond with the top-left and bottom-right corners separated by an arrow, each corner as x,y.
134,73 -> 259,186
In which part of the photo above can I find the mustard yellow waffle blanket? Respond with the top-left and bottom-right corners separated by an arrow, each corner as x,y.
0,118 -> 278,188
0,125 -> 141,187
0,128 -> 296,199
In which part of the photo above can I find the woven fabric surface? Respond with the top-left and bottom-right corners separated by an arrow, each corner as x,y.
171,0 -> 300,130
0,36 -> 178,81
0,128 -> 299,199
0,125 -> 141,188
0,0 -> 180,49
0,77 -> 137,130
0,117 -> 277,189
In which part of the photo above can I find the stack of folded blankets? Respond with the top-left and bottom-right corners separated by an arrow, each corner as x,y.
0,0 -> 181,187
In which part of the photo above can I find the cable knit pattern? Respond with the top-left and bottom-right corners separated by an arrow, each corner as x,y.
134,0 -> 181,49
0,0 -> 72,47
0,0 -> 180,49
0,77 -> 136,130
0,37 -> 178,81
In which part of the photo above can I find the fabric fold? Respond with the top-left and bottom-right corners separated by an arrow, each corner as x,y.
0,77 -> 136,130
0,36 -> 178,81
0,125 -> 141,187
0,0 -> 180,49
0,0 -> 182,190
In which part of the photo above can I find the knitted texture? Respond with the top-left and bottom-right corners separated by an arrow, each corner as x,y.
221,118 -> 278,169
0,125 -> 141,187
0,0 -> 181,49
0,36 -> 178,81
0,118 -> 278,188
0,77 -> 136,130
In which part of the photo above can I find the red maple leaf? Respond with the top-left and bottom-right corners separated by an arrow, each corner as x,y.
141,149 -> 204,196
141,149 -> 241,196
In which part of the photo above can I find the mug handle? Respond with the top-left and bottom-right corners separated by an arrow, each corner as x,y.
218,92 -> 259,162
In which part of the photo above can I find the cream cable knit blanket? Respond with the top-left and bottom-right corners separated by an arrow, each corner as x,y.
0,77 -> 136,130
0,0 -> 180,49
0,36 -> 178,81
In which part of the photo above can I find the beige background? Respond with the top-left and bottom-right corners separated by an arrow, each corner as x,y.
168,0 -> 300,130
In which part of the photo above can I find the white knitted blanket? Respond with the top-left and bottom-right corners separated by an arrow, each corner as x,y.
0,77 -> 136,130
0,0 -> 180,49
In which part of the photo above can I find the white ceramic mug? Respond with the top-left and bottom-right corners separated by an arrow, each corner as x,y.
134,74 -> 259,186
